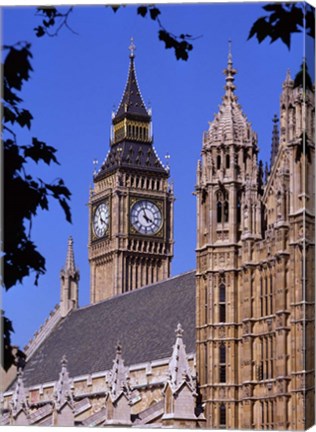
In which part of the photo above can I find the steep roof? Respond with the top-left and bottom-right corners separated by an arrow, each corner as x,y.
18,271 -> 196,389
94,140 -> 168,179
206,47 -> 257,147
113,39 -> 151,124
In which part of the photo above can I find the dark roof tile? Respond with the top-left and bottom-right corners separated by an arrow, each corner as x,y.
20,271 -> 196,388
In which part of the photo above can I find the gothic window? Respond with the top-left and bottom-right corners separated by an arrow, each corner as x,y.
219,403 -> 226,427
219,343 -> 226,383
217,155 -> 221,170
269,271 -> 273,315
226,154 -> 230,168
219,283 -> 226,322
216,190 -> 229,224
217,201 -> 222,223
260,273 -> 264,316
224,201 -> 229,222
237,192 -> 241,224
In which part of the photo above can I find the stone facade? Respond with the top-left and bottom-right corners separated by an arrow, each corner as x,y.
195,53 -> 315,430
1,326 -> 200,427
1,44 -> 314,430
88,43 -> 174,303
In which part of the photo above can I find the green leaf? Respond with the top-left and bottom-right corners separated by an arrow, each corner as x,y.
248,17 -> 271,43
16,109 -> 33,129
4,46 -> 33,90
23,138 -> 59,165
34,26 -> 45,37
149,7 -> 161,21
3,106 -> 17,124
59,197 -> 72,223
137,6 -> 148,17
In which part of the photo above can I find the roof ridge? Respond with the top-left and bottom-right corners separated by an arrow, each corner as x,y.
74,269 -> 196,313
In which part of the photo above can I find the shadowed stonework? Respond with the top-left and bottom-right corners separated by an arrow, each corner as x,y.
1,39 -> 314,429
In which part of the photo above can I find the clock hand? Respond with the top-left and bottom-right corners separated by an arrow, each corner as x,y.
142,210 -> 153,223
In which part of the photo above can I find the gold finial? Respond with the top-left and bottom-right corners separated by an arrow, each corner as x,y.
129,37 -> 136,58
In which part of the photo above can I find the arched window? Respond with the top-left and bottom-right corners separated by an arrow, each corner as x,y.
226,154 -> 230,168
219,283 -> 226,322
217,201 -> 222,223
217,155 -> 221,170
219,343 -> 226,383
217,190 -> 229,224
237,192 -> 241,224
219,403 -> 226,427
224,201 -> 229,222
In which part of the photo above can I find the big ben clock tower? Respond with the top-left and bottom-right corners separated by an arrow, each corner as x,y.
88,40 -> 174,304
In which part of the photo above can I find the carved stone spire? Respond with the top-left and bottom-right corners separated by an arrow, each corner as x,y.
65,236 -> 75,273
53,355 -> 74,411
270,114 -> 279,169
107,343 -> 131,402
167,323 -> 196,394
10,369 -> 29,418
205,43 -> 257,148
60,237 -> 79,317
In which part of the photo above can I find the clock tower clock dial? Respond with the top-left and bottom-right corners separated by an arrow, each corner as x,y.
88,40 -> 174,304
130,200 -> 162,236
93,202 -> 109,238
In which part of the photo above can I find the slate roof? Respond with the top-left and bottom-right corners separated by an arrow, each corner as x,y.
113,55 -> 151,124
94,141 -> 168,180
18,271 -> 196,389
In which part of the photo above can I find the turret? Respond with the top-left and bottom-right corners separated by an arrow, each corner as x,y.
60,237 -> 79,318
270,114 -> 279,170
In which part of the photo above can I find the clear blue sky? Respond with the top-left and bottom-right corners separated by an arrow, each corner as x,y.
2,3 -> 313,348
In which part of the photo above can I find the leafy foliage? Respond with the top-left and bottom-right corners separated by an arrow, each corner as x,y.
136,5 -> 194,60
248,2 -> 315,49
34,4 -> 196,61
2,42 -> 72,370
34,6 -> 77,37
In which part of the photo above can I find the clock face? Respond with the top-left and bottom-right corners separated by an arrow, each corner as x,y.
93,202 -> 110,238
130,200 -> 162,235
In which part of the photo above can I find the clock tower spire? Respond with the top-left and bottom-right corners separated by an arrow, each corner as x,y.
88,40 -> 174,303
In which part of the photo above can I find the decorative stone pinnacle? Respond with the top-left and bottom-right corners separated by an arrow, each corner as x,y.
228,39 -> 232,63
116,341 -> 122,355
175,323 -> 184,338
61,354 -> 68,367
11,368 -> 29,416
129,37 -> 136,58
167,324 -> 195,395
224,40 -> 236,95
65,236 -> 75,273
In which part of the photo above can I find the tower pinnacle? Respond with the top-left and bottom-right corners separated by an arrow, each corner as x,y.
128,36 -> 136,59
60,237 -> 79,317
65,236 -> 75,273
224,40 -> 236,96
270,114 -> 279,169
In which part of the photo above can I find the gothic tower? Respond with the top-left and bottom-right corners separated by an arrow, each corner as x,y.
196,51 -> 315,430
195,48 -> 262,428
88,40 -> 174,303
60,236 -> 79,318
